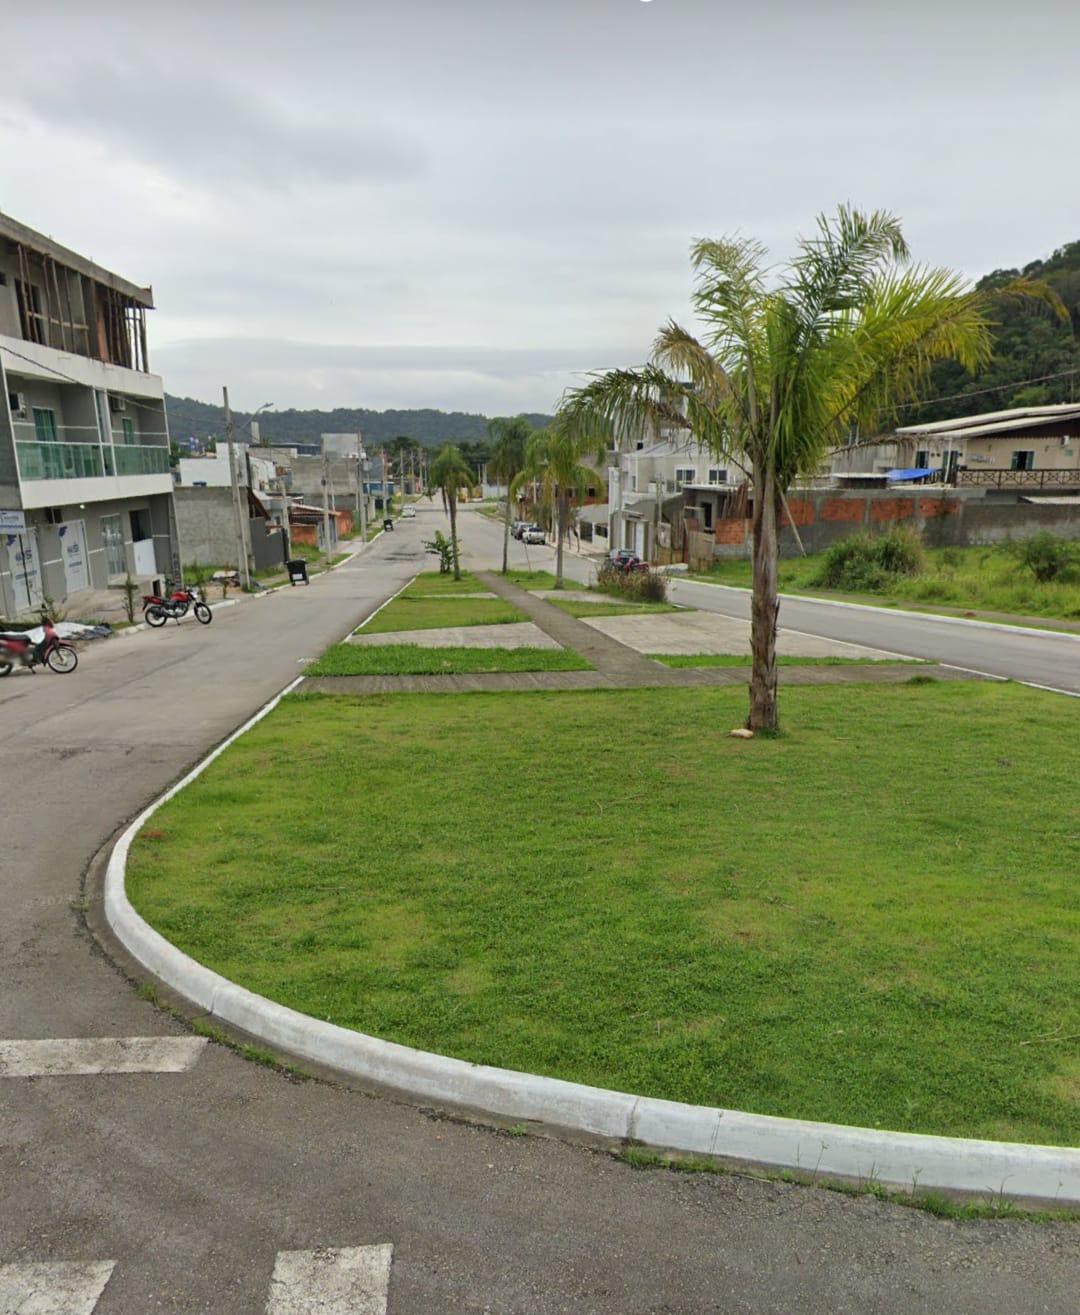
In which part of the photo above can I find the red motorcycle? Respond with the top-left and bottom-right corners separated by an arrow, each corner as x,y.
0,616 -> 78,676
142,586 -> 212,628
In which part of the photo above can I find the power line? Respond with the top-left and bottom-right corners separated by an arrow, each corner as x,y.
0,341 -> 167,419
892,365 -> 1080,412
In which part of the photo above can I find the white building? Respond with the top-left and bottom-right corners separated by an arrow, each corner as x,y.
606,426 -> 736,559
0,212 -> 178,616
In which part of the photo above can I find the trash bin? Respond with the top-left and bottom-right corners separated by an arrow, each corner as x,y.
287,558 -> 310,586
383,517 -> 394,531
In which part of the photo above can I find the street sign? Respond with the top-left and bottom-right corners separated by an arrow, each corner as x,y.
0,509 -> 26,532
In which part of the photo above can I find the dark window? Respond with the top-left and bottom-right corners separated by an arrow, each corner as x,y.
702,502 -> 713,530
129,508 -> 151,541
44,506 -> 64,525
1010,450 -> 1035,471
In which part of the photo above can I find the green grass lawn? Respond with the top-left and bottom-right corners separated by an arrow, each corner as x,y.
400,570 -> 487,597
128,681 -> 1080,1145
502,569 -> 562,590
308,644 -> 591,675
690,544 -> 1080,622
649,654 -> 923,668
548,598 -> 684,618
359,594 -> 525,634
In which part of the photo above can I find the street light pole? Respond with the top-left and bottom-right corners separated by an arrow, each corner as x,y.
223,386 -> 251,591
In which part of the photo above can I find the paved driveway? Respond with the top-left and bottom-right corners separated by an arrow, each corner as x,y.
2,502 -> 1077,1313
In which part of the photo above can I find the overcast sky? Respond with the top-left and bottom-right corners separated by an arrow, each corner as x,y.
3,0 -> 1079,416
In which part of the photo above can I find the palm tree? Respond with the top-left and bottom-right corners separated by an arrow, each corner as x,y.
557,206 -> 1034,731
487,415 -> 533,574
512,427 -> 603,589
428,443 -> 475,580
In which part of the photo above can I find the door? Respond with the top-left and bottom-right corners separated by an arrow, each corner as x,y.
129,508 -> 156,576
60,520 -> 90,593
101,514 -> 126,580
10,530 -> 43,611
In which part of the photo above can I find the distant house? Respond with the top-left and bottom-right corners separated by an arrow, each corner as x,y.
895,404 -> 1080,489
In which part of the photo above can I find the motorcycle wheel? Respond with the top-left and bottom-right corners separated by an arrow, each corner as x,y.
46,644 -> 78,674
145,606 -> 168,627
194,602 -> 212,625
0,660 -> 12,677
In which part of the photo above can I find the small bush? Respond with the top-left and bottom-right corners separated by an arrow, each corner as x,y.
816,529 -> 924,592
596,564 -> 669,603
1005,532 -> 1078,583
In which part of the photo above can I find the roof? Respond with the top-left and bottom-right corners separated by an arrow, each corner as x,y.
897,404 -> 1080,439
0,210 -> 154,307
623,496 -> 657,518
576,503 -> 609,524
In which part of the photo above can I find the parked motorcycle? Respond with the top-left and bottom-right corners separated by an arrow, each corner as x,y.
0,615 -> 78,676
142,586 -> 212,628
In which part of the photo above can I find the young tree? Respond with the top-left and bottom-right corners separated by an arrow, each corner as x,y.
428,443 -> 476,580
558,206 -> 1033,731
487,415 -> 533,574
512,427 -> 603,589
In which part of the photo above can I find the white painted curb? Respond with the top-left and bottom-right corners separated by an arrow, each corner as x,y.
104,678 -> 1080,1208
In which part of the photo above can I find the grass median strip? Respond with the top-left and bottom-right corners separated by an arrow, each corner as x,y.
308,644 -> 591,676
400,570 -> 487,597
127,681 -> 1079,1146
548,598 -> 684,619
358,594 -> 525,634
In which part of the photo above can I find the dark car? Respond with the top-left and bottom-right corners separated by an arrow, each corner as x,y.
607,548 -> 648,573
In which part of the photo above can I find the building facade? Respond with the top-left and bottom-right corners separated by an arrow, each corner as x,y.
0,212 -> 178,617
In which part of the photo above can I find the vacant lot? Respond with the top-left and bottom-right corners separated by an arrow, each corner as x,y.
692,544 -> 1080,621
128,682 -> 1079,1145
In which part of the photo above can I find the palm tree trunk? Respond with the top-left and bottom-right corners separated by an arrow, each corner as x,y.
501,494 -> 511,574
748,463 -> 780,732
555,489 -> 566,588
449,493 -> 461,580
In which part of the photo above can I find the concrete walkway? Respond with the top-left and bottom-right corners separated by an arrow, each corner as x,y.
306,570 -> 970,696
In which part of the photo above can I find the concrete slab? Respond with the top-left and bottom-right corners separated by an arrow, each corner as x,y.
348,622 -> 560,650
580,610 -> 901,659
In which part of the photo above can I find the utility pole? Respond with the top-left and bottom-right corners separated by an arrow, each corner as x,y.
321,448 -> 333,568
223,386 -> 251,590
355,437 -> 368,541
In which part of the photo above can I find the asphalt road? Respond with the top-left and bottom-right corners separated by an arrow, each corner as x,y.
468,514 -> 1080,694
2,503 -> 1077,1314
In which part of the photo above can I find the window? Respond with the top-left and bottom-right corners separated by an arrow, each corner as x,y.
675,467 -> 696,486
122,418 -> 135,444
630,473 -> 637,492
43,506 -> 64,525
32,407 -> 57,442
708,467 -> 728,484
702,502 -> 714,530
1010,450 -> 1035,471
915,450 -> 929,469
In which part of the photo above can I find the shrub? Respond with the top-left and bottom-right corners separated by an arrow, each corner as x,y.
596,563 -> 669,602
1005,532 -> 1078,583
816,529 -> 924,592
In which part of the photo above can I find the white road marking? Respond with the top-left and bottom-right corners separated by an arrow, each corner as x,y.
265,1245 -> 393,1315
0,1037 -> 206,1077
0,1260 -> 115,1314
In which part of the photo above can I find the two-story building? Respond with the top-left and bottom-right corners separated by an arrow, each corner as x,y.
0,212 -> 178,617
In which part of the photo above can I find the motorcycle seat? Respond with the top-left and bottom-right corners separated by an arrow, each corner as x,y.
0,631 -> 30,643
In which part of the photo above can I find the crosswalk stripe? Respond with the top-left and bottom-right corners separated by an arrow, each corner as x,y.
0,1037 -> 206,1077
265,1245 -> 393,1315
0,1260 -> 116,1314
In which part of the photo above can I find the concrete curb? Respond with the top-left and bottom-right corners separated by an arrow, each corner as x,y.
104,674 -> 1080,1208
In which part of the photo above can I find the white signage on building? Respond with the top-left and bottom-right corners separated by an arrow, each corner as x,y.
0,509 -> 27,533
60,520 -> 90,593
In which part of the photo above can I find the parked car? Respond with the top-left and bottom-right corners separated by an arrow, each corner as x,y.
522,525 -> 546,544
511,520 -> 531,539
607,548 -> 648,573
401,505 -> 416,519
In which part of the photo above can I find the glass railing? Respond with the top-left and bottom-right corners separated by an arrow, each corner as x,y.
113,444 -> 170,476
16,441 -> 104,480
16,441 -> 170,481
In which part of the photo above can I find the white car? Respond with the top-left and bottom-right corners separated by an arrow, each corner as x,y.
522,525 -> 546,544
401,505 -> 416,519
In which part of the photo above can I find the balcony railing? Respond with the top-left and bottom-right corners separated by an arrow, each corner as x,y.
16,440 -> 170,482
16,441 -> 103,480
113,444 -> 170,476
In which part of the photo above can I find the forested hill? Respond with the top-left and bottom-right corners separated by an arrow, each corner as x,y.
904,240 -> 1080,424
165,396 -> 553,447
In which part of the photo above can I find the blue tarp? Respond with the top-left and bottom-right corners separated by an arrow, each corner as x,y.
885,467 -> 940,482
